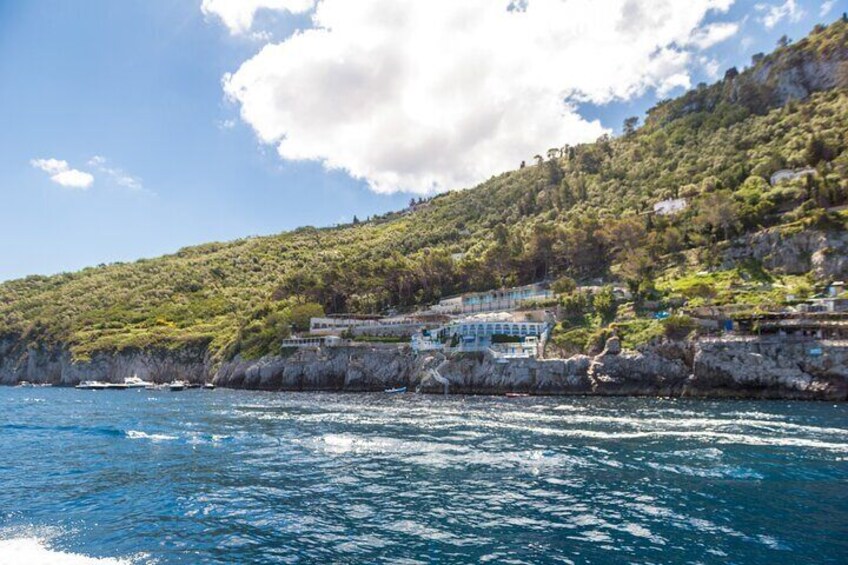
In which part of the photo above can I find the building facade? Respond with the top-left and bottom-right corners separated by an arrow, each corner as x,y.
430,283 -> 553,315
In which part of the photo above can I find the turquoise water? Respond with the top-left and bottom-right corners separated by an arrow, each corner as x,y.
0,388 -> 846,564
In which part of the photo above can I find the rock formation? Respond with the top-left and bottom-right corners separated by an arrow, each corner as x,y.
2,335 -> 847,400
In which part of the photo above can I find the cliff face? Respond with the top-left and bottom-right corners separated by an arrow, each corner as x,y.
214,346 -> 416,391
737,47 -> 847,107
0,338 -> 208,386
650,22 -> 848,125
722,228 -> 848,278
4,337 -> 846,401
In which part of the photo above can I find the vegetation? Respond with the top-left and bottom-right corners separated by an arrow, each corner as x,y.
1,19 -> 847,361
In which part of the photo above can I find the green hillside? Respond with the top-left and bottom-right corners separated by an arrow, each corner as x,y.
2,19 -> 848,361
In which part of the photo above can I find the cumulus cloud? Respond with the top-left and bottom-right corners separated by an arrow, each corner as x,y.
30,158 -> 94,189
700,56 -> 722,80
756,0 -> 803,29
88,156 -> 145,192
218,0 -> 737,194
820,0 -> 836,17
688,21 -> 740,48
201,0 -> 315,35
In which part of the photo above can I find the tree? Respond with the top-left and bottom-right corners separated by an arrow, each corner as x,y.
598,215 -> 647,257
544,158 -> 563,186
593,286 -> 617,324
619,248 -> 653,298
352,215 -> 360,225
623,116 -> 639,136
551,276 -> 577,295
777,35 -> 790,48
694,190 -> 741,241
804,135 -> 829,165
526,222 -> 557,280
493,224 -> 510,246
288,302 -> 324,333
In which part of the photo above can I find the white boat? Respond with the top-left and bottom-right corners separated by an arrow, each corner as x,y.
76,381 -> 116,390
168,381 -> 187,392
124,376 -> 148,388
203,383 -> 216,390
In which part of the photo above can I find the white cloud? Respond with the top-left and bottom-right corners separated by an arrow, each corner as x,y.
30,158 -> 94,190
700,56 -> 722,80
820,1 -> 836,17
217,118 -> 237,130
88,156 -> 144,192
756,0 -> 803,29
30,158 -> 69,175
201,0 -> 314,35
217,0 -> 737,194
688,21 -> 740,48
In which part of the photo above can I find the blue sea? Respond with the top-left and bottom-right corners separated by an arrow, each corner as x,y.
0,387 -> 846,564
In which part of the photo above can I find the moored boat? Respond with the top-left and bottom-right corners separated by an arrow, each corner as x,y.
384,386 -> 407,394
124,376 -> 148,388
168,381 -> 187,392
76,381 -> 114,390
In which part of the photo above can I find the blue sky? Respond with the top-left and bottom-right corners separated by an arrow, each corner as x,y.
0,0 -> 843,282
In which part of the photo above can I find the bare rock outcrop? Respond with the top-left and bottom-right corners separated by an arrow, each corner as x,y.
722,229 -> 848,279
2,334 -> 847,400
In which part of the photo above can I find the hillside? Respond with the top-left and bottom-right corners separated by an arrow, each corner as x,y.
2,18 -> 848,362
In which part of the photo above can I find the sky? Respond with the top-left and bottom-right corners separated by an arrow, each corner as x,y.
0,0 -> 844,282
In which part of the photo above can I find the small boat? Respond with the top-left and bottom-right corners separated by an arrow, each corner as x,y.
124,376 -> 148,389
17,381 -> 34,388
168,381 -> 187,392
384,386 -> 407,394
76,381 -> 106,390
203,383 -> 216,390
505,392 -> 529,398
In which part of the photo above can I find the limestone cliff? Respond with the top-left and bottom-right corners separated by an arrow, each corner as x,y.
4,336 -> 846,401
722,228 -> 848,278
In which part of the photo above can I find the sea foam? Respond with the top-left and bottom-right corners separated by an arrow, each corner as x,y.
0,537 -> 133,565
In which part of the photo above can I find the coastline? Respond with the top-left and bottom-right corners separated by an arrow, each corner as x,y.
2,336 -> 847,401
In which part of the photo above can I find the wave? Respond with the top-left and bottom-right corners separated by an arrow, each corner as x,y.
125,430 -> 178,442
0,537 -> 134,565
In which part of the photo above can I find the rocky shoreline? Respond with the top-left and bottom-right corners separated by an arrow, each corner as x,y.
2,336 -> 847,400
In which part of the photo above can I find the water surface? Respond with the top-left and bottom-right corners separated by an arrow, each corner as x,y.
1,387 -> 846,563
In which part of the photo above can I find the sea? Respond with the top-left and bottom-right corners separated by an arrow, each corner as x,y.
0,386 -> 846,564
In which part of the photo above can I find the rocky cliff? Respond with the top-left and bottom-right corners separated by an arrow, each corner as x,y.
722,228 -> 848,278
3,336 -> 846,401
0,338 -> 208,386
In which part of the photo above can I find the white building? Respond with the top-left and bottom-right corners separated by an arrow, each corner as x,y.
770,168 -> 815,186
310,316 -> 381,335
281,335 -> 347,348
310,315 -> 426,338
652,198 -> 688,216
429,283 -> 553,315
412,311 -> 551,355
